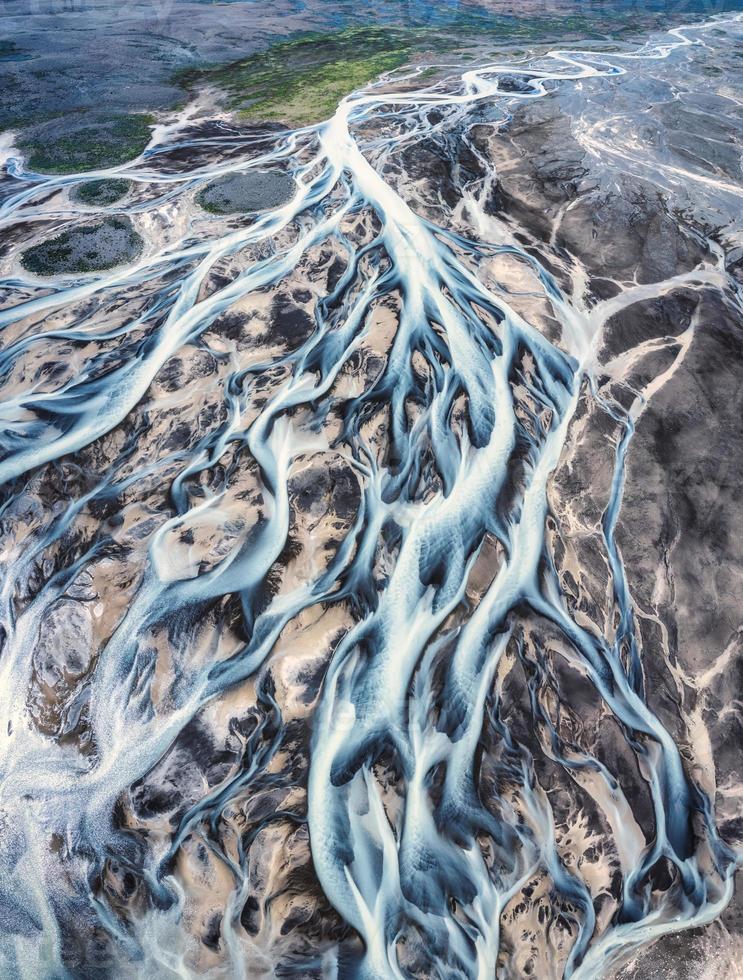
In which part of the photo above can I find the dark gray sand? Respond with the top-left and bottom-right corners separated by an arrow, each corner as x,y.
70,179 -> 131,207
21,217 -> 143,275
197,170 -> 296,214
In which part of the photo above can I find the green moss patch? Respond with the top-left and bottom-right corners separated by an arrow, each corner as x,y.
19,114 -> 154,175
21,217 -> 143,276
178,27 -> 432,127
71,178 -> 132,206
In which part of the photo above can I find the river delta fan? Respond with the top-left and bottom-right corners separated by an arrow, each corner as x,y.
0,7 -> 741,980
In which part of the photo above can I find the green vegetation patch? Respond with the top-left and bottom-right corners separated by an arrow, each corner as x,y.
71,178 -> 132,206
19,114 -> 154,175
176,18 -> 622,128
22,217 -> 143,276
179,27 -> 433,126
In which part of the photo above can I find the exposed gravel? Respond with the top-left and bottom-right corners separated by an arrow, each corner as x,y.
197,170 -> 295,214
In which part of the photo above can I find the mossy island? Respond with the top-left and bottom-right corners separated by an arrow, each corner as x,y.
18,114 -> 153,175
197,171 -> 296,215
21,217 -> 143,276
71,179 -> 132,207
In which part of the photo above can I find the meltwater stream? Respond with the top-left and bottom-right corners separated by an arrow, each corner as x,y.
0,12 -> 742,979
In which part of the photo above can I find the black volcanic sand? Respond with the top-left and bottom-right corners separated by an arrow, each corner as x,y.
197,171 -> 296,214
70,179 -> 132,206
21,217 -> 143,275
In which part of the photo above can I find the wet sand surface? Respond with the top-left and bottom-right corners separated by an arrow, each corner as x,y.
0,8 -> 742,980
